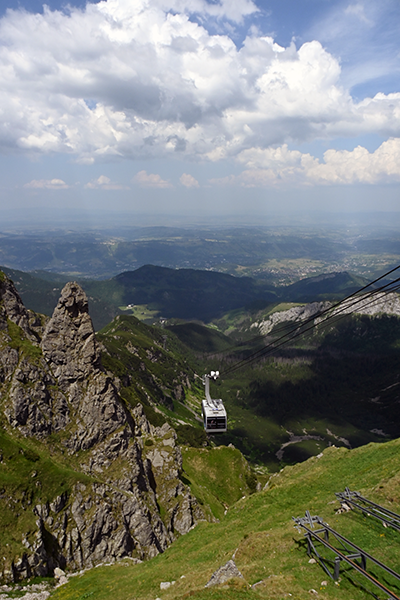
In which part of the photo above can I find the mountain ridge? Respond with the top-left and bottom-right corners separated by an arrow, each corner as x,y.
1,264 -> 372,330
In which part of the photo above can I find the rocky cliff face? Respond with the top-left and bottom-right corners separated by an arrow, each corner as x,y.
0,274 -> 203,582
250,292 -> 400,336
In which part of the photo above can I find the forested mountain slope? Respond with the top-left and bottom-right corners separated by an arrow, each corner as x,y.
1,264 -> 373,330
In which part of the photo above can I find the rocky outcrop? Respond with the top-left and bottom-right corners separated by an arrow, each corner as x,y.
205,559 -> 243,587
330,291 -> 400,318
251,302 -> 330,336
39,281 -> 127,451
251,292 -> 400,336
0,275 -> 39,342
0,275 -> 204,582
0,276 -> 68,438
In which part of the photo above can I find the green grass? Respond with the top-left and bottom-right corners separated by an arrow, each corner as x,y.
97,305 -> 400,474
49,437 -> 400,600
210,402 -> 284,468
181,446 -> 256,520
97,314 -> 199,425
172,400 -> 198,422
6,319 -> 42,359
166,323 -> 234,354
119,304 -> 160,322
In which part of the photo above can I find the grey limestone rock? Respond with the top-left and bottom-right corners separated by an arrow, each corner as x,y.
0,276 -> 37,342
41,282 -> 99,373
40,281 -> 127,451
0,278 -> 70,437
205,559 -> 244,587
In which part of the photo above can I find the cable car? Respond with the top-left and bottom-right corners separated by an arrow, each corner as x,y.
201,370 -> 227,433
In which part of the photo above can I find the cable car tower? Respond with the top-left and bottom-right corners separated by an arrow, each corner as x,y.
201,371 -> 227,433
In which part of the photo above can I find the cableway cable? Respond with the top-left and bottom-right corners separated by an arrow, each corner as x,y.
220,264 -> 400,377
222,276 -> 400,377
207,265 -> 400,360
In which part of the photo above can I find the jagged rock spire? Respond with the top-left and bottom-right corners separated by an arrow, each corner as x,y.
40,281 -> 127,450
41,281 -> 101,380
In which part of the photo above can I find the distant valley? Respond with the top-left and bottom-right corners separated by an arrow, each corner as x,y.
2,222 -> 400,333
1,222 -> 400,282
0,263 -> 382,331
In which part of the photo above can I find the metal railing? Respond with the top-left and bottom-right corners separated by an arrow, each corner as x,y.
336,487 -> 400,532
293,510 -> 400,600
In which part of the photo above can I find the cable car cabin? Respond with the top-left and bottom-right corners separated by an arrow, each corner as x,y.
202,398 -> 227,433
202,371 -> 227,434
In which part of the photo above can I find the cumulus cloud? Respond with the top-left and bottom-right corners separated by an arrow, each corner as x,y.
210,138 -> 400,187
180,173 -> 199,187
133,170 -> 173,188
0,0 -> 398,167
138,0 -> 259,23
84,175 -> 129,189
23,178 -> 70,189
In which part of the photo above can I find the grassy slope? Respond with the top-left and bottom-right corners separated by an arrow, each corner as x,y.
181,446 -> 258,521
165,323 -> 234,354
97,315 -> 209,445
98,308 -> 400,472
50,437 -> 400,600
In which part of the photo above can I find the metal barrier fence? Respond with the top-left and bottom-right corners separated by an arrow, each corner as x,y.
293,510 -> 400,600
336,487 -> 400,532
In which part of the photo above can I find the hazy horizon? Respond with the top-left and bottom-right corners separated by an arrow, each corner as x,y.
2,206 -> 400,234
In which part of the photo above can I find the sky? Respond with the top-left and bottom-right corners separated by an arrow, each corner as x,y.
0,0 -> 399,224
